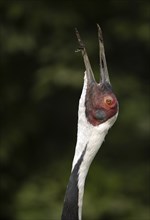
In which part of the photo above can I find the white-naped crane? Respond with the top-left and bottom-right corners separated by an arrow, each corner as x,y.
61,24 -> 119,220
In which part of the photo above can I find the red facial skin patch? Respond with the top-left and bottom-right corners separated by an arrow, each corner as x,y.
85,82 -> 118,126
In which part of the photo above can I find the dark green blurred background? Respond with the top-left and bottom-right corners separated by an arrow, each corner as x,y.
0,1 -> 150,220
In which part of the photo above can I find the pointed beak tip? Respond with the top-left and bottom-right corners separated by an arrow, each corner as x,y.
75,27 -> 78,35
96,23 -> 100,30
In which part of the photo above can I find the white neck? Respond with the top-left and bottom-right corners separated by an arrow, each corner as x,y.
72,73 -> 118,220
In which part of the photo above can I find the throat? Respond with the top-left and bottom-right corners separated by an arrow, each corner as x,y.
61,127 -> 105,220
61,147 -> 86,220
61,98 -> 118,220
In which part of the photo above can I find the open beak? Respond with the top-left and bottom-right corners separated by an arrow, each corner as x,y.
75,28 -> 96,84
75,24 -> 110,85
97,24 -> 110,84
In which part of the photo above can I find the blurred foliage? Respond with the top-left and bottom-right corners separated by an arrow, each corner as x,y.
0,0 -> 150,220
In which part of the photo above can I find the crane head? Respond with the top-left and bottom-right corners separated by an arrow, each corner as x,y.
75,24 -> 118,126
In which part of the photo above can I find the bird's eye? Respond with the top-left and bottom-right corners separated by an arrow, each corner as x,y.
106,98 -> 112,105
104,96 -> 115,107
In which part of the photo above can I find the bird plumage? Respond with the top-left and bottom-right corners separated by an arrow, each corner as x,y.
61,25 -> 119,220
